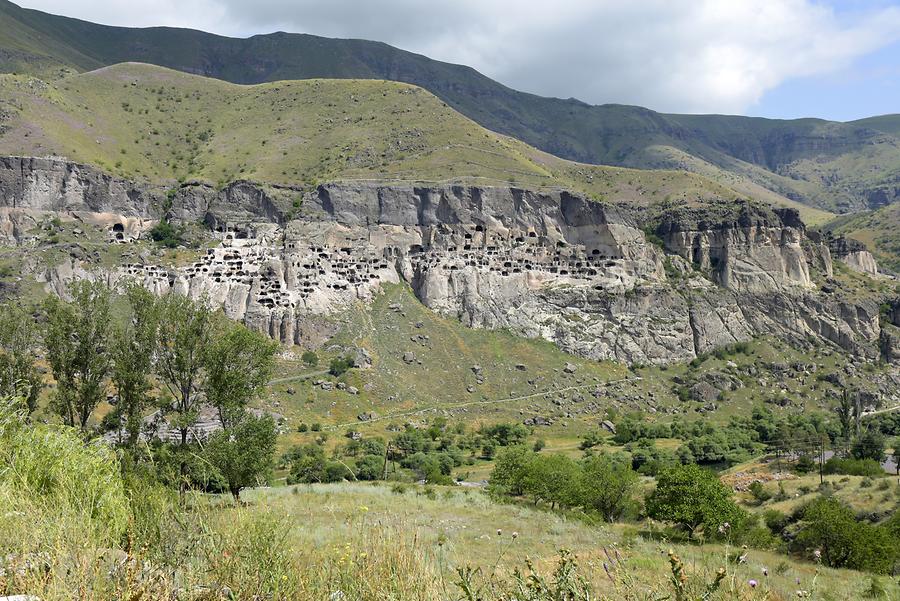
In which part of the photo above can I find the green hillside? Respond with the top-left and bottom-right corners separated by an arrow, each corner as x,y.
827,203 -> 900,273
852,114 -> 900,137
0,0 -> 896,214
2,62 -> 801,218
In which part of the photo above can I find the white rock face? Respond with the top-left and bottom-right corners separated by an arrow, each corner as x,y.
2,157 -> 885,364
842,251 -> 878,275
827,234 -> 879,275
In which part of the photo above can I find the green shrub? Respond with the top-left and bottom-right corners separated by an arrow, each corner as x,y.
645,464 -> 746,539
823,457 -> 884,477
763,509 -> 789,534
793,497 -> 897,574
301,350 -> 319,366
749,481 -> 772,503
148,219 -> 183,248
795,454 -> 816,474
329,354 -> 355,377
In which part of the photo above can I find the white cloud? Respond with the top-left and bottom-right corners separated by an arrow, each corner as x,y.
16,0 -> 900,113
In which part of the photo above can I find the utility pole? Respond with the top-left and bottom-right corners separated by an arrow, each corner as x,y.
775,444 -> 781,473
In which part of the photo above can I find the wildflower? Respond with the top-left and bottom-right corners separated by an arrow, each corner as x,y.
497,529 -> 502,536
511,531 -> 518,539
738,554 -> 747,564
749,579 -> 758,588
762,567 -> 768,576
813,549 -> 821,561
718,521 -> 731,534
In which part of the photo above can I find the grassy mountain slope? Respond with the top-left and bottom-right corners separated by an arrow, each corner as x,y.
1,62 -> 792,216
827,203 -> 900,273
0,0 -> 895,215
852,114 -> 900,137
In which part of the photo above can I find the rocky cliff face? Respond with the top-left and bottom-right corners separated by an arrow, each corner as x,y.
0,157 -> 886,365
827,235 -> 879,275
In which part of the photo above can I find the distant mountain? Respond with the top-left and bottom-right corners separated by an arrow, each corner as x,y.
1,0 -> 899,214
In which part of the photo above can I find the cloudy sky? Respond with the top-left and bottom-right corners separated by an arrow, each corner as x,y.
16,0 -> 900,120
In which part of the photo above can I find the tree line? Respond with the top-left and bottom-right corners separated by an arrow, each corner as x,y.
0,280 -> 279,500
488,446 -> 900,574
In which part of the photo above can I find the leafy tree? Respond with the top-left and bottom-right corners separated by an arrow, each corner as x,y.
205,414 -> 277,502
204,323 -> 277,428
488,446 -> 534,496
794,497 -> 897,574
480,422 -> 529,446
578,430 -> 605,450
645,464 -> 745,538
154,293 -> 215,445
627,443 -> 678,476
391,427 -> 430,458
521,453 -> 580,509
43,281 -> 112,428
481,443 -> 496,459
851,430 -> 885,463
836,389 -> 861,440
286,444 -> 328,483
578,454 -> 638,522
110,285 -> 160,446
354,454 -> 385,481
286,443 -> 352,484
0,303 -> 42,413
403,452 -> 454,484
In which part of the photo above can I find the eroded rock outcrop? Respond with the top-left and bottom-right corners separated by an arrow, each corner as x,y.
827,234 -> 878,275
1,157 -> 886,364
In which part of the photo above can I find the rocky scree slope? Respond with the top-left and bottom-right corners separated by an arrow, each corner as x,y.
0,155 -> 887,366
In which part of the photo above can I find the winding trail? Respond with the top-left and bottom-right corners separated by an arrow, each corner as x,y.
323,375 -> 643,430
861,404 -> 900,419
268,369 -> 329,385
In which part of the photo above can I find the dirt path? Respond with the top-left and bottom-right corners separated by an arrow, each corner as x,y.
324,375 -> 642,430
269,369 -> 329,385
